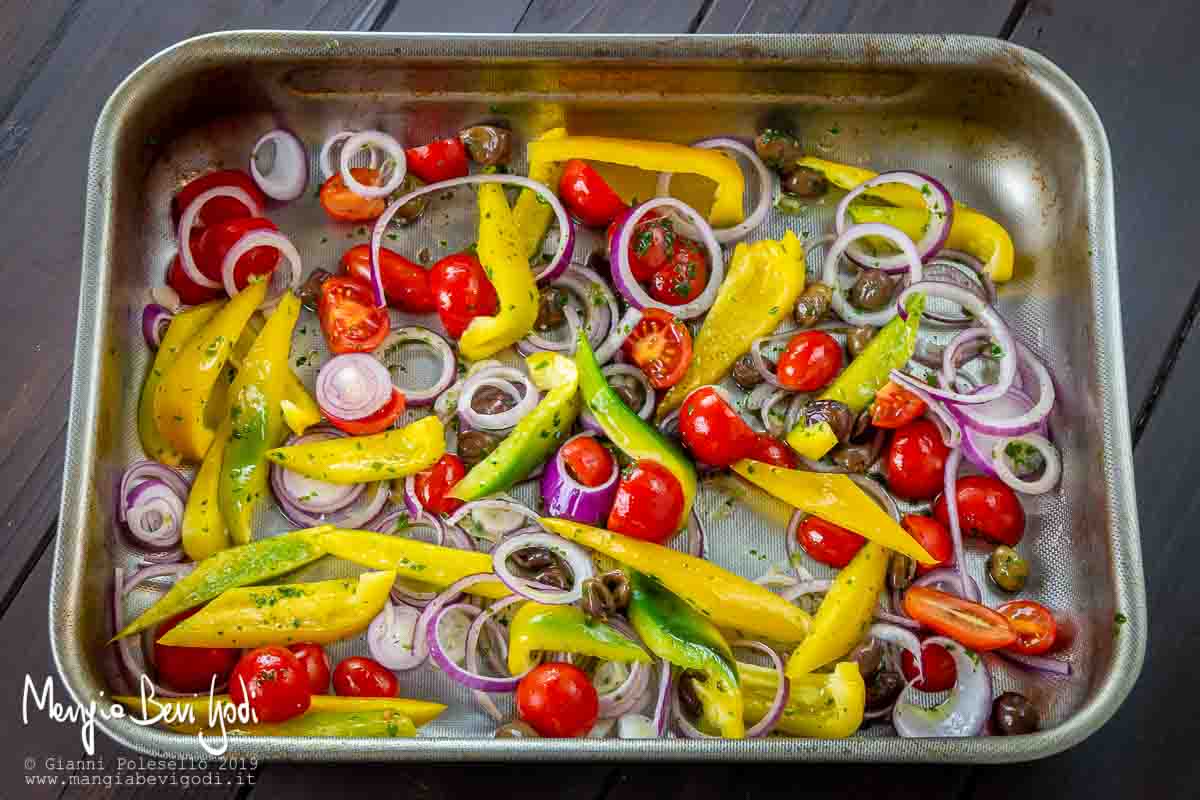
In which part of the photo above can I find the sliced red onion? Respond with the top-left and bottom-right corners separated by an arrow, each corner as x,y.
893,636 -> 992,737
651,659 -> 674,736
519,302 -> 582,355
137,548 -> 186,565
824,222 -> 924,327
120,461 -> 189,523
375,326 -> 456,406
867,622 -> 925,685
579,363 -> 655,432
897,382 -> 962,449
541,432 -> 619,525
760,389 -> 794,438
316,354 -> 394,421
734,640 -> 788,737
432,591 -> 529,693
779,578 -> 834,603
319,130 -> 380,180
609,198 -> 724,320
370,174 -> 574,308
401,475 -> 424,521
616,713 -> 657,738
457,365 -> 538,431
491,531 -> 595,605
596,660 -> 653,719
446,498 -> 542,541
250,129 -> 308,202
269,427 -> 389,528
939,327 -> 992,389
996,650 -> 1072,677
177,186 -> 262,289
121,562 -> 194,595
219,229 -> 302,309
655,137 -> 773,243
874,610 -> 922,630
914,567 -> 982,603
991,433 -> 1061,495
142,304 -> 173,350
520,266 -> 617,356
750,332 -> 790,388
368,599 -> 426,670
120,470 -> 189,551
941,448 -> 972,600
835,171 -> 954,271
593,307 -> 644,365
686,510 -> 706,559
744,381 -> 779,412
951,344 -> 1055,435
921,251 -> 996,326
339,130 -> 406,199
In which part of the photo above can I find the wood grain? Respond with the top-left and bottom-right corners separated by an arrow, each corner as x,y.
695,0 -> 1015,34
378,0 -> 533,33
515,0 -> 708,33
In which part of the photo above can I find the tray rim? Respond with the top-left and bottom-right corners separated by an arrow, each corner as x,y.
51,30 -> 1145,764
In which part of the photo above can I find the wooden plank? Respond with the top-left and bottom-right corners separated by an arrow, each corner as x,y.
695,0 -> 1015,34
515,0 -> 708,33
378,0 -> 533,33
251,763 -> 616,797
0,0 -> 80,122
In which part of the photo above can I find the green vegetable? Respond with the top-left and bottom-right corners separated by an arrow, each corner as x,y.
507,603 -> 652,673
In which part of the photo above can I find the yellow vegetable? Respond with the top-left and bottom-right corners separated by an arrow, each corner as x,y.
740,661 -> 865,738
513,126 -> 568,258
280,371 -> 321,435
181,424 -> 232,561
265,416 -> 444,484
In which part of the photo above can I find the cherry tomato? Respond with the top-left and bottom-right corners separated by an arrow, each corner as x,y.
230,646 -> 312,723
288,642 -> 331,695
405,137 -> 469,184
332,656 -> 399,698
195,217 -> 280,289
998,600 -> 1058,655
516,662 -> 599,738
678,386 -> 758,467
607,460 -> 685,545
902,514 -> 954,575
429,252 -> 500,338
795,515 -> 866,568
559,436 -> 615,488
559,160 -> 628,227
342,244 -> 436,312
325,389 -> 406,436
413,454 -> 468,515
903,586 -> 1017,651
166,232 -> 222,306
153,609 -> 239,693
318,276 -> 390,354
884,419 -> 950,501
172,169 -> 264,227
748,434 -> 797,468
776,331 -> 843,391
625,212 -> 676,281
319,168 -> 387,222
622,308 -> 693,389
650,239 -> 708,306
933,475 -> 1026,547
900,642 -> 957,692
871,381 -> 927,429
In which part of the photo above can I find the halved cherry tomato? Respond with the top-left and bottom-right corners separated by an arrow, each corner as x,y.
900,642 -> 957,692
230,646 -> 312,723
154,609 -> 239,693
319,168 -> 387,222
607,460 -> 685,545
288,642 -> 332,695
516,662 -> 599,738
933,475 -> 1026,547
777,331 -> 843,391
871,381 -> 927,429
332,656 -> 399,698
166,232 -> 223,306
622,212 -> 675,281
902,514 -> 954,575
429,252 -> 500,338
795,515 -> 866,568
195,217 -> 280,289
342,244 -> 436,313
405,137 -> 469,184
998,600 -> 1058,655
748,433 -> 798,468
679,386 -> 757,467
559,436 -> 615,488
559,160 -> 628,228
318,275 -> 390,354
903,586 -> 1017,651
325,389 -> 406,436
413,454 -> 468,515
622,308 -> 693,389
650,239 -> 708,306
885,418 -> 950,501
172,169 -> 264,226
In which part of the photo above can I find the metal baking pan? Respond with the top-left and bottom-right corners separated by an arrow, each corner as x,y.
52,31 -> 1145,763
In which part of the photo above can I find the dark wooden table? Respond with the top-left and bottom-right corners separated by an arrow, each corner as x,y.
2,0 -> 1196,797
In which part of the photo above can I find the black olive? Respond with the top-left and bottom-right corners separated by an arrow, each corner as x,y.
534,286 -> 570,332
731,353 -> 770,390
495,720 -> 540,739
992,692 -> 1039,735
581,570 -> 631,621
888,553 -> 916,592
779,165 -> 829,200
987,546 -> 1030,593
802,399 -> 854,443
847,326 -> 876,359
677,671 -> 705,720
389,173 -> 427,225
533,564 -> 570,590
865,669 -> 904,712
456,429 -> 501,469
509,546 -> 556,571
846,637 -> 884,678
829,441 -> 875,473
753,129 -> 804,170
794,282 -> 833,327
298,269 -> 333,311
851,407 -> 874,440
850,269 -> 895,311
459,125 -> 513,165
585,250 -> 610,275
471,385 -> 516,415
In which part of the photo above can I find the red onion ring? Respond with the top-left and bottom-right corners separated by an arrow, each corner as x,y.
176,186 -> 262,289
593,307 -> 644,365
491,531 -> 595,605
142,304 -> 173,350
651,659 -> 674,736
893,636 -> 992,737
596,660 -> 653,720
735,640 -> 788,737
995,650 -> 1072,677
655,137 -> 773,243
316,354 -> 394,421
835,171 -> 954,271
219,229 -> 302,309
268,427 -> 389,528
957,388 -> 1046,474
339,130 -> 407,199
367,599 -> 425,670
951,343 -> 1055,435
921,251 -> 996,326
991,433 -> 1061,495
319,130 -> 380,180
431,591 -> 530,693
250,129 -> 308,202
867,622 -> 925,685
824,223 -> 924,327
119,461 -> 190,523
457,365 -> 538,431
580,363 -> 655,433
445,498 -> 542,541
541,431 -> 619,525
941,448 -> 972,599
519,265 -> 617,356
913,567 -> 982,603
375,326 -> 456,406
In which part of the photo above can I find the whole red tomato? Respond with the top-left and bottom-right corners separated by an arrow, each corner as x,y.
153,609 -> 239,693
429,252 -> 500,338
230,646 -> 312,723
650,239 -> 708,306
332,657 -> 399,698
678,386 -> 757,467
902,514 -> 954,575
195,217 -> 280,289
516,663 -> 598,738
884,419 -> 950,501
288,642 -> 332,695
748,434 -> 797,468
559,160 -> 628,227
871,382 -> 927,429
607,460 -> 684,544
319,168 -> 387,222
342,244 -> 436,313
172,169 -> 264,226
619,212 -> 675,281
559,436 -> 615,487
933,475 -> 1026,546
795,515 -> 866,568
405,137 -> 469,184
414,454 -> 468,515
318,275 -> 390,354
900,642 -> 958,692
777,331 -> 843,391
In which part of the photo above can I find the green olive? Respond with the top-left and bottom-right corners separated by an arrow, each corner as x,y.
987,545 -> 1029,593
494,720 -> 540,738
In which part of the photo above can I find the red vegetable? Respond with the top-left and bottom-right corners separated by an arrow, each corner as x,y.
678,386 -> 757,467
998,600 -> 1058,655
559,436 -> 615,488
795,515 -> 866,568
429,252 -> 500,339
414,454 -> 468,515
933,475 -> 1026,546
885,418 -> 950,501
326,389 -> 406,436
777,331 -> 843,392
166,233 -> 223,306
650,239 -> 708,306
516,662 -> 599,738
903,586 -> 1017,651
405,137 -> 469,184
871,381 -> 926,429
332,656 -> 399,698
195,217 -> 280,289
172,169 -> 264,226
153,609 -> 238,693
900,642 -> 957,692
343,244 -> 436,313
607,459 -> 685,545
318,275 -> 390,354
748,434 -> 797,468
559,160 -> 628,228
618,211 -> 675,282
623,308 -> 693,389
319,168 -> 388,222
902,514 -> 954,575
230,646 -> 312,723
288,642 -> 332,695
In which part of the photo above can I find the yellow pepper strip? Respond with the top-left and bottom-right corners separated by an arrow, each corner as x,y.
731,461 -> 934,563
458,183 -> 539,361
797,156 -> 1015,282
318,528 -> 509,600
659,231 -> 807,418
157,570 -> 394,648
117,528 -> 330,640
540,518 -> 811,643
280,371 -> 321,435
154,281 -> 268,462
508,602 -> 652,674
138,302 -> 222,465
527,135 -> 747,228
786,542 -> 887,677
740,661 -> 865,738
182,424 -> 232,561
513,126 -> 568,259
265,415 -> 444,484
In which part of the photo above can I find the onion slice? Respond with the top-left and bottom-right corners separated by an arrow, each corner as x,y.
142,304 -> 173,350
219,229 -> 302,308
490,531 -> 596,605
913,567 -> 983,603
824,222 -> 924,328
951,343 -> 1055,435
320,130 -> 380,180
834,171 -> 954,271
316,354 -> 394,421
339,130 -> 407,199
893,636 -> 992,737
655,137 -> 773,243
457,365 -> 538,431
250,129 -> 308,202
540,431 -> 619,525
736,640 -> 789,737
991,433 -> 1061,495
177,186 -> 262,289
269,426 -> 390,528
430,591 -> 530,693
374,326 -> 456,406
367,599 -> 425,670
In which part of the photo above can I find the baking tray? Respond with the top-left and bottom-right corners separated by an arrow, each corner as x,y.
52,32 -> 1145,763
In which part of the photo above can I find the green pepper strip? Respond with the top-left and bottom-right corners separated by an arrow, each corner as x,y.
507,602 -> 652,674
